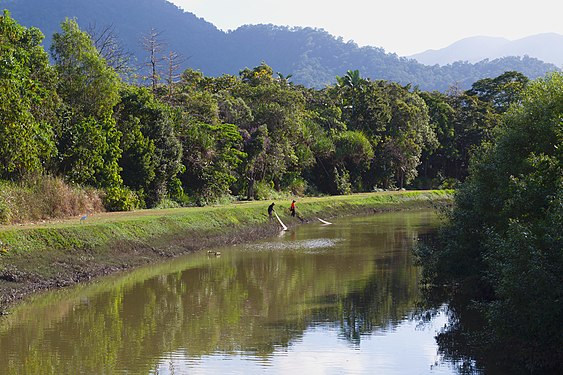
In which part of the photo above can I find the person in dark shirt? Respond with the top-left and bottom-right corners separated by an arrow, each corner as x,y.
268,202 -> 275,220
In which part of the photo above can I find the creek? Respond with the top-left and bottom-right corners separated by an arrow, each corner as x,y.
0,210 -> 470,374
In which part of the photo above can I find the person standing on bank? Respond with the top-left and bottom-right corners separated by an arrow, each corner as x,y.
290,200 -> 296,217
268,202 -> 276,220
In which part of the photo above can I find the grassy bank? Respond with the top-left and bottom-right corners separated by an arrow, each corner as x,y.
0,190 -> 451,312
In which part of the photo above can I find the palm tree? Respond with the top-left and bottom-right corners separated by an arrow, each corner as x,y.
276,72 -> 293,86
336,69 -> 361,88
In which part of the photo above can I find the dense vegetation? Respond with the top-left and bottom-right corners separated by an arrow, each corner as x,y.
2,0 -> 559,91
417,73 -> 562,373
0,11 -> 537,223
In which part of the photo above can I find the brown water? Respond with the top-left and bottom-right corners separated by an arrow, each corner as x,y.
0,210 -> 463,374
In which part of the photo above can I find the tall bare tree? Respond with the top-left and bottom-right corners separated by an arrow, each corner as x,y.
142,28 -> 165,93
163,50 -> 186,102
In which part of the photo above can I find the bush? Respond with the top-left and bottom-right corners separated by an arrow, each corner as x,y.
154,198 -> 181,209
103,186 -> 140,212
0,175 -> 104,224
282,174 -> 308,196
253,181 -> 275,200
0,196 -> 11,224
439,177 -> 459,190
334,168 -> 352,195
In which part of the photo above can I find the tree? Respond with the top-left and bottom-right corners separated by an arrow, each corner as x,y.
467,71 -> 529,113
371,82 -> 435,189
170,75 -> 246,203
334,77 -> 434,189
163,50 -> 185,101
51,18 -> 122,188
0,11 -> 58,179
235,63 -> 311,194
416,90 -> 457,187
333,130 -> 374,192
420,72 -> 563,372
115,85 -> 183,207
178,121 -> 245,204
447,91 -> 500,181
142,28 -> 165,94
336,69 -> 361,89
86,23 -> 134,77
238,125 -> 270,199
334,70 -> 391,137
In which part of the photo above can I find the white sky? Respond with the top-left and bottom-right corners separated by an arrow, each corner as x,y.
168,0 -> 563,56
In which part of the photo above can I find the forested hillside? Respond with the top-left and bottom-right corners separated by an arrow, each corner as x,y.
2,0 -> 559,90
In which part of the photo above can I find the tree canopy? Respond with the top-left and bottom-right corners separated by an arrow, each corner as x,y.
0,10 -> 57,179
418,72 -> 563,372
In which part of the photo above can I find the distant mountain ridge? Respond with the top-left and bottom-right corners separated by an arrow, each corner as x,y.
409,33 -> 563,67
2,0 -> 560,91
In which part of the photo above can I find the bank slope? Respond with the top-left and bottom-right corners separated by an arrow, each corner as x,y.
0,190 -> 451,311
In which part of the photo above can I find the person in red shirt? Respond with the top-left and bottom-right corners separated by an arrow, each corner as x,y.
290,200 -> 296,217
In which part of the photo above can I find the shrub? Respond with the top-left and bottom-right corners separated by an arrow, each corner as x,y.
334,168 -> 352,195
253,181 -> 275,200
102,186 -> 140,212
282,173 -> 308,196
0,175 -> 104,224
0,197 -> 11,224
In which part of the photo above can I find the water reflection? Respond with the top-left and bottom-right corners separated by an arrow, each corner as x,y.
0,210 -> 453,374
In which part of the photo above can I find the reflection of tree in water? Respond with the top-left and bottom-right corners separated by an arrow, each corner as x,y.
427,295 -> 533,375
334,254 -> 421,344
415,233 -> 519,375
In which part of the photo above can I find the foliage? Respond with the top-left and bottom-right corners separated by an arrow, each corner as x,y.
51,19 -> 120,118
419,72 -> 563,372
466,70 -> 529,113
333,130 -> 374,190
0,11 -> 58,179
115,85 -> 183,207
232,64 -> 313,197
333,167 -> 352,195
51,18 -> 123,188
102,185 -> 140,212
416,79 -> 508,187
249,180 -> 278,201
55,115 -> 122,187
373,82 -> 436,189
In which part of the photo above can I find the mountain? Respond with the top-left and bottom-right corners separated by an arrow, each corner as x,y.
410,34 -> 563,68
2,0 -> 559,91
2,0 -> 228,75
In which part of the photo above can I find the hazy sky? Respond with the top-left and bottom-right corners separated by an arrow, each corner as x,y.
168,0 -> 563,56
